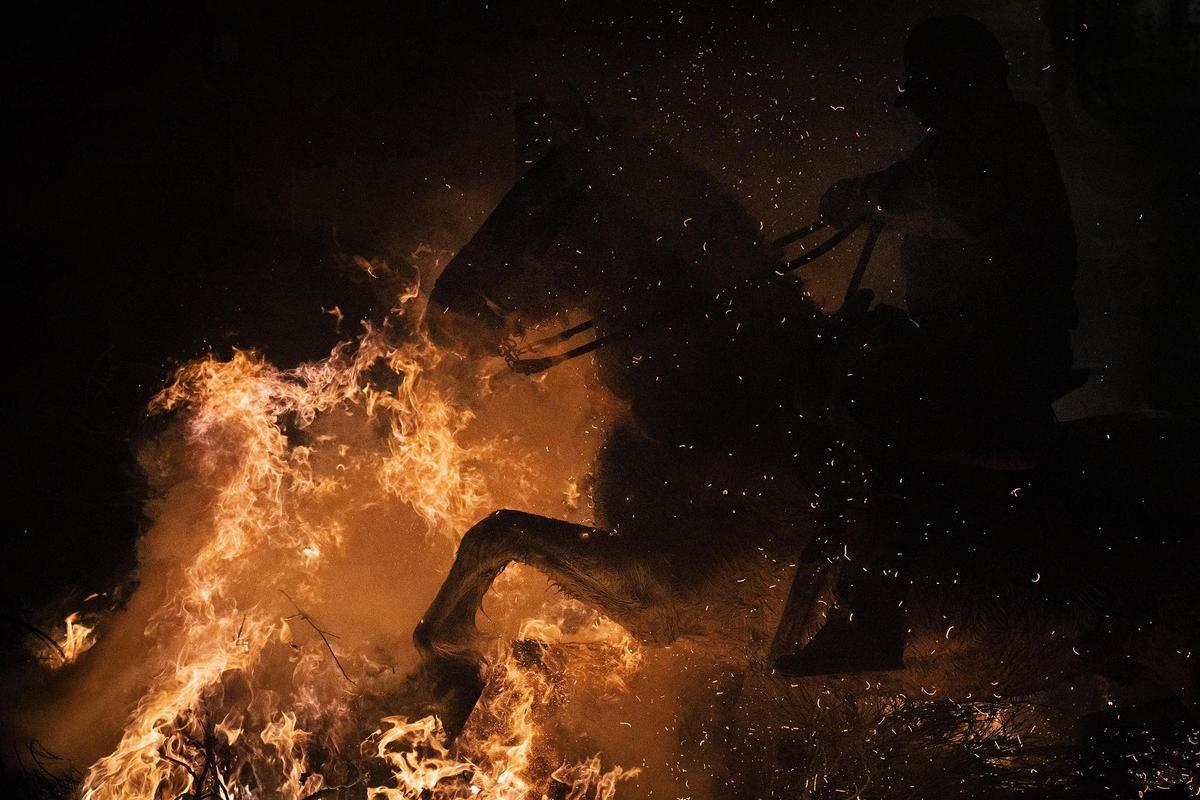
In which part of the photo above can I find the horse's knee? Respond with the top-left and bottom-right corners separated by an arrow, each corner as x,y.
456,509 -> 528,563
638,598 -> 681,646
462,509 -> 523,542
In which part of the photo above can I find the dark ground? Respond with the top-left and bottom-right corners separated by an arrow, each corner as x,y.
4,0 -> 1197,669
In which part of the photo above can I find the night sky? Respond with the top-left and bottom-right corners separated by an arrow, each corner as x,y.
6,0 -> 1198,658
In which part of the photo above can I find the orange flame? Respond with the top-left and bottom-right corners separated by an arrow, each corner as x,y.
74,281 -> 636,799
35,611 -> 98,668
370,607 -> 641,800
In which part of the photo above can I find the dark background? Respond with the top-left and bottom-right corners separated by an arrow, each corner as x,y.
5,0 -> 1198,657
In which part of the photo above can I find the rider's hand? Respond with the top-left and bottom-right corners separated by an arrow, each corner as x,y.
837,288 -> 876,325
819,178 -> 872,229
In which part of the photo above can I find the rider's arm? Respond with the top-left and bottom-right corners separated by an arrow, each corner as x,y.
857,137 -> 971,239
820,135 -> 969,239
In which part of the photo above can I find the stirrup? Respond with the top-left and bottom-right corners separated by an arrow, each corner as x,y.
773,611 -> 906,677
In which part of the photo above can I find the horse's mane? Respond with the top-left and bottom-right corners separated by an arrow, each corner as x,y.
538,129 -> 831,447
580,129 -> 784,295
432,123 -> 828,445
432,125 -> 801,326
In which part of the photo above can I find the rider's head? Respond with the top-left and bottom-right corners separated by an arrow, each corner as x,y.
895,16 -> 1011,128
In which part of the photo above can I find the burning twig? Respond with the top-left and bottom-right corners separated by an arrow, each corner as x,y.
157,725 -> 232,800
159,752 -> 199,794
190,731 -> 215,800
13,618 -> 68,662
280,590 -> 357,686
11,740 -> 82,800
302,786 -> 360,800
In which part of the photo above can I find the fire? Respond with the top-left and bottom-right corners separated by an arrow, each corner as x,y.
35,611 -> 98,668
61,613 -> 98,664
370,606 -> 641,800
67,280 -> 636,799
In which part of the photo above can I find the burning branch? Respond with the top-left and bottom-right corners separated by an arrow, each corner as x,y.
12,739 -> 81,799
12,617 -> 67,662
280,590 -> 357,686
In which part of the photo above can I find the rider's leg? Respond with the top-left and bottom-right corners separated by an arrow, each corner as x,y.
772,445 -> 907,676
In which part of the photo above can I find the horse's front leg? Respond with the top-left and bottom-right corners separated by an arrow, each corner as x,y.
413,509 -> 678,736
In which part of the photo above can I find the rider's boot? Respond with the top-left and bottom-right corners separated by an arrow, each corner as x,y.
772,566 -> 906,677
766,555 -> 840,666
773,434 -> 907,677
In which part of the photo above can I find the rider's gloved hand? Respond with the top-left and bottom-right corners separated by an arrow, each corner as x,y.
837,288 -> 876,326
819,177 -> 876,229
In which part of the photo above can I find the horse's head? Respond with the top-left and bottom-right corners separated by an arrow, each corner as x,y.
432,128 -> 830,442
428,140 -> 600,356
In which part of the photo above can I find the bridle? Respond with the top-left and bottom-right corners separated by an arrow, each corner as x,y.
500,219 -> 885,375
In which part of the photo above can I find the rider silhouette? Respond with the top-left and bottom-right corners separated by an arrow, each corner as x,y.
774,15 -> 1080,676
830,15 -> 1078,463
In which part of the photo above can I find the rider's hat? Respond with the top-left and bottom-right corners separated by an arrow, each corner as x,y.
895,16 -> 1009,109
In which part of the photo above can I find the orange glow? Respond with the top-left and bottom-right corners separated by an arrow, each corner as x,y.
35,611 -> 97,669
70,279 -> 636,799
371,609 -> 640,800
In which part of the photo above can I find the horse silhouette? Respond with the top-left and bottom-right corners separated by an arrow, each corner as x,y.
411,125 -> 1199,796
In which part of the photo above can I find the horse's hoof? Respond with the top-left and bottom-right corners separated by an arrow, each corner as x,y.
420,655 -> 486,740
414,618 -> 485,663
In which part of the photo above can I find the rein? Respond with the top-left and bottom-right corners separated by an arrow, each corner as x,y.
503,219 -> 884,375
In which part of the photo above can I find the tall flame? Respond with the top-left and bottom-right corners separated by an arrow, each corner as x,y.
370,610 -> 641,800
73,284 -> 636,799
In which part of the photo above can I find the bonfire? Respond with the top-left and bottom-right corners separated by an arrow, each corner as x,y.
15,264 -> 641,800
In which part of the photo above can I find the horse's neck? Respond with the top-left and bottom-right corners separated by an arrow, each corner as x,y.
593,278 -> 830,436
552,133 -> 835,444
